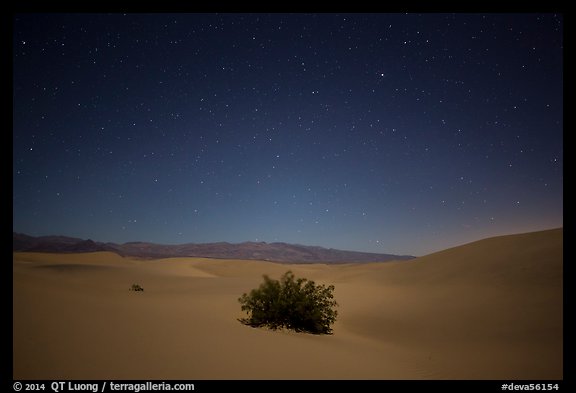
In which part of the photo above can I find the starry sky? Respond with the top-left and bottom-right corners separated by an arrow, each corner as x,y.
13,13 -> 563,256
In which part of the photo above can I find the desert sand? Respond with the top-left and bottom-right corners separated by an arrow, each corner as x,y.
13,228 -> 562,380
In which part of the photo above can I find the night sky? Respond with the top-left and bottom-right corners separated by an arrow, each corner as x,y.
13,13 -> 563,256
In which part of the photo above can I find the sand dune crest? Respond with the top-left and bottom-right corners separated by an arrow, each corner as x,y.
13,229 -> 562,379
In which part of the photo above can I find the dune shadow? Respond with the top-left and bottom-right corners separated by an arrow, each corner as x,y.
35,264 -> 112,273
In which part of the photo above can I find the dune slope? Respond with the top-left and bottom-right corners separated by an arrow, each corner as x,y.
13,229 -> 562,379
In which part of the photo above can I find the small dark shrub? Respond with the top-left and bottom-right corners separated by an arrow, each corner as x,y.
238,271 -> 338,334
130,283 -> 144,291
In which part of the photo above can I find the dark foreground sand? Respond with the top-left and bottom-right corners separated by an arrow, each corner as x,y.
13,228 -> 562,379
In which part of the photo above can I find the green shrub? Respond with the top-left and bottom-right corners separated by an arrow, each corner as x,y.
238,271 -> 338,334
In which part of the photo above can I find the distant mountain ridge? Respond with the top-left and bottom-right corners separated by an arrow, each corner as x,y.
12,232 -> 415,263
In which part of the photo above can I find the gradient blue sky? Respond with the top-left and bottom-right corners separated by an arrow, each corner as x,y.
13,13 -> 563,256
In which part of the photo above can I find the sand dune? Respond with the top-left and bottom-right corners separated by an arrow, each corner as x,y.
13,228 -> 562,379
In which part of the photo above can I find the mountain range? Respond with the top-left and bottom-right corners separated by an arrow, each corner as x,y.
12,232 -> 414,263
